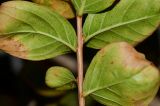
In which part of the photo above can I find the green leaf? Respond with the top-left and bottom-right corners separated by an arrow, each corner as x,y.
45,66 -> 76,89
83,0 -> 160,49
83,42 -> 160,106
32,0 -> 75,19
71,0 -> 115,15
0,1 -> 77,60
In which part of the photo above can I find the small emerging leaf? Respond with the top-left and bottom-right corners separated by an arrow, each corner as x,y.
83,0 -> 160,49
71,0 -> 115,15
0,1 -> 77,60
45,66 -> 76,90
83,42 -> 160,106
32,0 -> 75,19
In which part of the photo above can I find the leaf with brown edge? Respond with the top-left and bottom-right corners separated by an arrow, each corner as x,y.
32,0 -> 75,19
0,36 -> 27,59
0,1 -> 77,60
83,42 -> 160,106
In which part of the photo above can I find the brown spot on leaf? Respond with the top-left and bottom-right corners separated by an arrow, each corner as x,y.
99,47 -> 106,56
134,100 -> 145,106
53,70 -> 59,77
110,61 -> 114,64
0,36 -> 28,59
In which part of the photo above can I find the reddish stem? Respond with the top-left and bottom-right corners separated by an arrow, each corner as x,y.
76,16 -> 85,106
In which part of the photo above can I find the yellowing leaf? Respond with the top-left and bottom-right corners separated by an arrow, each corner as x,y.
32,0 -> 75,19
0,1 -> 77,60
83,42 -> 160,106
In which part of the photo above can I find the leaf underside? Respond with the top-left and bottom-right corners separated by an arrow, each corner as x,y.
83,42 -> 160,106
0,1 -> 77,60
32,0 -> 75,19
83,0 -> 160,49
71,0 -> 115,15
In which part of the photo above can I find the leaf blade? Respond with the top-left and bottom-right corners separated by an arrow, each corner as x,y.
45,66 -> 76,88
83,0 -> 160,49
0,1 -> 77,60
71,0 -> 115,15
32,0 -> 75,19
83,42 -> 160,106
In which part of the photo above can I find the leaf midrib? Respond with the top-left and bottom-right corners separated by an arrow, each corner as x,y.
79,0 -> 108,14
1,4 -> 76,51
78,0 -> 86,15
84,14 -> 160,42
83,65 -> 149,97
0,31 -> 75,51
